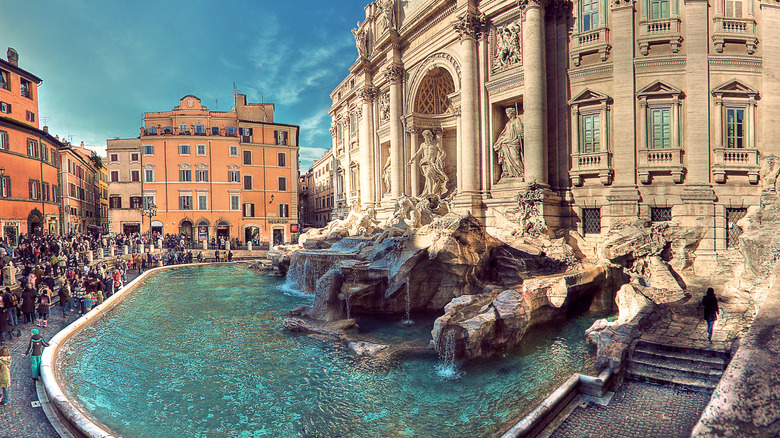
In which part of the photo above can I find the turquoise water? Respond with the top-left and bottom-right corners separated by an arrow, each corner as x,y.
58,264 -> 596,438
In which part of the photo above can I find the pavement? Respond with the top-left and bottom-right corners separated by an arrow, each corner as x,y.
0,267 -> 142,438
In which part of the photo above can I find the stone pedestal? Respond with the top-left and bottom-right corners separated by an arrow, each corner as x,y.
157,260 -> 163,267
247,241 -> 253,251
2,265 -> 15,286
157,238 -> 163,249
202,241 -> 207,250
109,247 -> 115,258
122,245 -> 129,255
139,244 -> 144,254
149,244 -> 155,253
86,251 -> 94,263
96,248 -> 104,260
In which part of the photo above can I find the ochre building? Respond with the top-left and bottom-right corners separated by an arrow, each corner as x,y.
330,0 -> 779,261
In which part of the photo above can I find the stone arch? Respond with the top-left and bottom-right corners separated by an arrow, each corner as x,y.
27,208 -> 43,236
406,51 -> 462,114
413,68 -> 456,115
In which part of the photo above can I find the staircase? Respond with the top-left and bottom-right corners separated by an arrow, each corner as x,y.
626,340 -> 731,390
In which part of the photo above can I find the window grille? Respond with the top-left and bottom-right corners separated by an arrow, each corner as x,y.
651,207 -> 672,222
583,208 -> 601,235
726,208 -> 747,248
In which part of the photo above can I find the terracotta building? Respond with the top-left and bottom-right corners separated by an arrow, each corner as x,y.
106,138 -> 142,235
59,142 -> 101,234
109,93 -> 300,245
306,148 -> 335,228
0,47 -> 62,242
329,0 -> 779,263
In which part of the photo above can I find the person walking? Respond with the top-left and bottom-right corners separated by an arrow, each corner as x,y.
58,281 -> 72,317
0,303 -> 10,343
20,285 -> 37,325
22,328 -> 48,381
0,346 -> 10,405
2,288 -> 17,327
702,287 -> 721,342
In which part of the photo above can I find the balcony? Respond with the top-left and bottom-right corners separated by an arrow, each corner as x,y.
712,17 -> 758,54
637,18 -> 683,55
711,148 -> 759,184
637,147 -> 684,184
570,151 -> 613,186
569,28 -> 611,67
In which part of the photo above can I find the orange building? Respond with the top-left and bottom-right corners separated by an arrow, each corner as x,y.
59,142 -> 100,234
0,47 -> 62,243
109,93 -> 299,245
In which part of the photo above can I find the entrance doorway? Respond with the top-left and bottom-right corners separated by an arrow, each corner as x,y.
272,229 -> 284,246
179,220 -> 193,239
122,223 -> 140,235
27,209 -> 43,237
216,221 -> 230,241
151,220 -> 164,236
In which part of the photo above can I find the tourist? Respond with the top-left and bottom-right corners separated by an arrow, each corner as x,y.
2,288 -> 17,327
227,250 -> 233,262
214,250 -> 220,262
85,293 -> 94,313
59,281 -> 72,317
74,280 -> 87,315
0,301 -> 9,342
36,294 -> 50,328
197,252 -> 204,263
22,328 -> 49,381
20,285 -> 37,325
0,346 -> 10,405
702,287 -> 720,342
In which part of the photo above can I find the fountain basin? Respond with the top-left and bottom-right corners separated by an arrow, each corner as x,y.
44,264 -> 597,437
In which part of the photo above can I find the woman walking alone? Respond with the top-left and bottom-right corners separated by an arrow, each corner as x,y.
0,346 -> 10,405
702,287 -> 720,342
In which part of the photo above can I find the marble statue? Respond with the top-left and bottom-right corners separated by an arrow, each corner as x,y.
760,154 -> 780,193
382,155 -> 392,195
352,23 -> 368,57
375,194 -> 421,243
493,107 -> 524,180
378,0 -> 396,30
408,130 -> 448,197
494,23 -> 521,68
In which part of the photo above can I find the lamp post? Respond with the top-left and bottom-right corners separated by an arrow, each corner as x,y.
141,202 -> 157,244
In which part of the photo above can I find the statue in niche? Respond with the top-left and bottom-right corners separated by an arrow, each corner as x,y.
493,107 -> 524,181
379,91 -> 390,122
494,23 -> 522,68
408,130 -> 448,197
378,0 -> 397,30
352,23 -> 368,57
382,154 -> 392,195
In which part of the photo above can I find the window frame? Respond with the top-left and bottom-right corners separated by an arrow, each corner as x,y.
277,152 -> 287,167
243,175 -> 252,190
197,144 -> 207,156
130,170 -> 141,182
178,144 -> 191,155
145,169 -> 155,182
725,106 -> 746,149
143,145 -> 154,155
179,169 -> 192,182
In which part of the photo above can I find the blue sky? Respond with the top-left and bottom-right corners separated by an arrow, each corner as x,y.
0,0 -> 369,168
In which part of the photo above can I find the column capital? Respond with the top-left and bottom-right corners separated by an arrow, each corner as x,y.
517,0 -> 546,14
384,64 -> 405,84
329,125 -> 338,138
357,85 -> 377,103
452,11 -> 486,41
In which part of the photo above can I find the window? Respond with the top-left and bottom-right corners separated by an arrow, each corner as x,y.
195,124 -> 205,135
278,153 -> 287,167
110,153 -> 119,162
163,126 -> 173,134
145,169 -> 154,182
0,130 -> 7,150
649,0 -> 669,19
650,108 -> 671,149
179,144 -> 191,155
726,108 -> 745,149
131,170 -> 140,182
42,182 -> 50,201
726,208 -> 747,248
276,130 -> 288,145
725,0 -> 743,17
41,144 -> 48,162
197,144 -> 206,155
144,196 -> 156,209
581,0 -> 599,31
212,126 -> 220,135
26,111 -> 35,122
228,170 -> 240,182
243,150 -> 252,165
147,126 -> 158,135
230,195 -> 240,210
243,175 -> 252,190
229,145 -> 238,156
179,195 -> 193,210
179,123 -> 188,134
130,196 -> 143,209
143,145 -> 154,155
0,102 -> 10,114
196,169 -> 209,182
241,127 -> 253,142
582,114 -> 600,153
130,152 -> 140,162
20,79 -> 32,99
279,203 -> 290,218
109,196 -> 122,208
27,139 -> 38,158
651,207 -> 672,222
243,202 -> 255,217
110,170 -> 119,182
179,169 -> 192,182
28,179 -> 40,200
226,126 -> 237,137
198,194 -> 208,210
278,176 -> 287,191
69,183 -> 76,197
582,208 -> 601,234
0,70 -> 8,90
52,185 -> 59,203
0,175 -> 10,198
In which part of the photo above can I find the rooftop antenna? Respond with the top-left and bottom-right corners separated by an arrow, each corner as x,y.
259,64 -> 264,104
215,98 -> 218,110
41,116 -> 50,125
233,82 -> 237,102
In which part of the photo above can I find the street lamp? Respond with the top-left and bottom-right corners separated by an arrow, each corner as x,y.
141,202 -> 157,242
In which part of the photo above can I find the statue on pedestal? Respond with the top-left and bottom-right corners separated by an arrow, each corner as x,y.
378,0 -> 396,30
493,107 -> 524,181
408,130 -> 448,197
382,155 -> 392,196
351,23 -> 368,57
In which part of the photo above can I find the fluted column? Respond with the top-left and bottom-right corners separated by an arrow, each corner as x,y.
453,11 -> 483,194
386,64 -> 405,199
408,127 -> 419,196
357,86 -> 376,207
519,0 -> 547,185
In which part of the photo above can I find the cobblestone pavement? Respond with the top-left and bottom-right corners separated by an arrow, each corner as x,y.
549,381 -> 713,438
0,268 -> 142,438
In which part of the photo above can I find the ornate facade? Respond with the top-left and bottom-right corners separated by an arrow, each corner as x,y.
329,0 -> 779,259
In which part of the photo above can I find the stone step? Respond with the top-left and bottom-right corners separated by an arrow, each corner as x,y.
635,340 -> 730,361
633,347 -> 728,371
629,357 -> 724,382
625,364 -> 719,390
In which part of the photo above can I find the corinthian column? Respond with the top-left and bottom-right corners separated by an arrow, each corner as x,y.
357,86 -> 376,207
519,0 -> 547,185
386,64 -> 405,199
453,11 -> 483,194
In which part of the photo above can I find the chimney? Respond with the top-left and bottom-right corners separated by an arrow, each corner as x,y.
6,48 -> 18,66
80,141 -> 85,148
43,126 -> 49,133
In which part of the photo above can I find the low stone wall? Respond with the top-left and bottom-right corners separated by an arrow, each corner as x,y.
691,265 -> 780,437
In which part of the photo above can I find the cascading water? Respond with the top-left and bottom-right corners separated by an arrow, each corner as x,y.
401,279 -> 414,326
436,329 -> 463,379
345,269 -> 358,320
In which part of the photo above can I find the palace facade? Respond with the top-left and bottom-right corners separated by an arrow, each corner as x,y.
329,0 -> 779,260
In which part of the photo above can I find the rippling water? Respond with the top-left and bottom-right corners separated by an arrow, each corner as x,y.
58,264 -> 597,438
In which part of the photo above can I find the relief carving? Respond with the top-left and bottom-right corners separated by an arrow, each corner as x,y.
379,91 -> 390,123
493,21 -> 522,72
